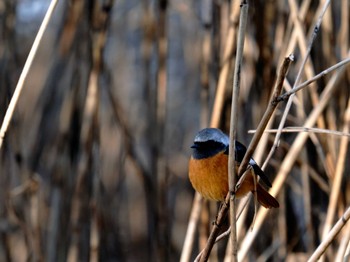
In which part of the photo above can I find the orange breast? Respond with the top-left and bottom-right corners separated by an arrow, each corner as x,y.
188,152 -> 255,201
189,152 -> 229,201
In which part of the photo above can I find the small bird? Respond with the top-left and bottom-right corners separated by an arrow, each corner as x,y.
188,128 -> 279,209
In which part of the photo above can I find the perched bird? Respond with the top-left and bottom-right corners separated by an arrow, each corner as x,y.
188,128 -> 279,209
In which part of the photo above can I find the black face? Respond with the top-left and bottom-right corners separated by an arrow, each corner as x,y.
191,140 -> 228,159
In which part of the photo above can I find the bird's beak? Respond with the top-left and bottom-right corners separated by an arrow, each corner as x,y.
191,144 -> 197,149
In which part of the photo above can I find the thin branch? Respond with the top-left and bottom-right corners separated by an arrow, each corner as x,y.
308,206 -> 350,262
238,49 -> 349,261
321,96 -> 350,245
228,1 -> 248,261
197,2 -> 251,261
180,193 -> 203,262
277,57 -> 350,102
237,55 -> 293,176
194,195 -> 252,262
196,54 -> 292,262
210,3 -> 240,128
0,0 -> 59,150
197,193 -> 230,262
335,217 -> 350,261
248,127 -> 350,138
264,0 -> 331,170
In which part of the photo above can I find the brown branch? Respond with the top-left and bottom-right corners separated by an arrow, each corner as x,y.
238,50 -> 349,261
196,194 -> 230,262
321,96 -> 350,243
0,0 -> 59,150
277,57 -> 350,102
228,1 -> 248,261
308,206 -> 350,261
237,55 -> 293,177
196,54 -> 293,262
209,3 -> 241,128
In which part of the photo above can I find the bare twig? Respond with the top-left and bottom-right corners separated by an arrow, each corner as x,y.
228,1 -> 248,261
180,193 -> 203,262
238,50 -> 349,261
210,3 -> 240,128
321,97 -> 350,243
264,0 -> 331,169
237,55 -> 293,176
197,193 -> 230,262
196,2 -> 251,261
196,54 -> 292,262
248,127 -> 350,138
308,206 -> 350,262
277,57 -> 350,102
335,220 -> 350,261
194,194 -> 251,262
0,0 -> 59,150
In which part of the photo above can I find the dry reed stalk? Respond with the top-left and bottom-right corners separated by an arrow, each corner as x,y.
194,194 -> 230,262
308,206 -> 350,261
180,193 -> 203,262
1,1 -> 348,261
320,97 -> 350,251
288,1 -> 334,186
210,193 -> 254,254
196,54 -> 292,262
182,3 -> 241,261
339,0 -> 349,58
249,127 -> 350,138
0,0 -> 58,150
286,0 -> 311,48
237,55 -> 293,176
224,197 -> 250,261
278,57 -> 350,101
209,3 -> 240,128
335,220 -> 350,261
289,0 -> 327,131
264,0 -> 331,170
228,1 -> 248,261
194,3 -> 251,261
193,197 -> 252,262
238,52 -> 349,260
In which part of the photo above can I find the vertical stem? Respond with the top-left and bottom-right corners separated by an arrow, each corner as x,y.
0,0 -> 59,150
321,97 -> 350,243
228,1 -> 248,261
308,206 -> 350,262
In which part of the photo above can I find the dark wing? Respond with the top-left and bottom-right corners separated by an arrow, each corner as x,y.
234,140 -> 247,163
223,140 -> 246,162
250,159 -> 272,188
226,140 -> 272,188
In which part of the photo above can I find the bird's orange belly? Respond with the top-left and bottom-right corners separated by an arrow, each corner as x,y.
189,152 -> 254,201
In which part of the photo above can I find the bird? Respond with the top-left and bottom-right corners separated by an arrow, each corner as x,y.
188,128 -> 279,209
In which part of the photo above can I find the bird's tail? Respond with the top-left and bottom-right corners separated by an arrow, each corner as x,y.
256,184 -> 279,208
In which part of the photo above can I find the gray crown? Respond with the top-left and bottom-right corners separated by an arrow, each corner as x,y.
193,128 -> 229,146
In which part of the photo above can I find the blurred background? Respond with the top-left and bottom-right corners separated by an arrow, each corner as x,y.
0,0 -> 349,261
